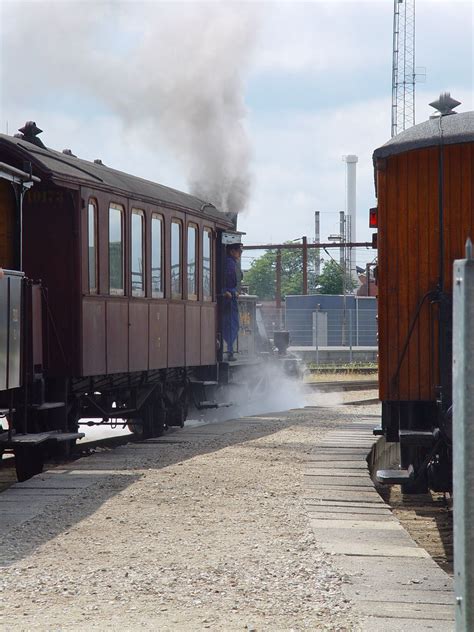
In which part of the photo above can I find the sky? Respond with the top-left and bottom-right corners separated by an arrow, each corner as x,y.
1,0 -> 473,274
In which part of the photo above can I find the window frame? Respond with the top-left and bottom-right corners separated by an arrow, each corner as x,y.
202,227 -> 213,302
87,198 -> 98,295
131,208 -> 145,298
108,202 -> 125,296
187,222 -> 199,301
151,212 -> 164,299
171,218 -> 183,300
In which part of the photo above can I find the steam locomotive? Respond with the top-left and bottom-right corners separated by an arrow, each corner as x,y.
0,122 -> 279,481
373,93 -> 474,493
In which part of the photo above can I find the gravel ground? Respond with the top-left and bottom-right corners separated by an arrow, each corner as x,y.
0,395 -> 373,631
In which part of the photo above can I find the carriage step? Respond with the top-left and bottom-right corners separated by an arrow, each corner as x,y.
0,431 -> 57,446
399,430 -> 434,446
51,432 -> 85,442
373,426 -> 384,436
32,401 -> 66,411
197,401 -> 233,410
376,466 -> 414,485
190,380 -> 219,387
0,430 -> 84,447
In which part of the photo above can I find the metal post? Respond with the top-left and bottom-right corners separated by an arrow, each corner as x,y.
339,212 -> 345,268
314,211 -> 321,278
276,248 -> 282,309
453,238 -> 474,631
302,236 -> 308,295
355,297 -> 359,347
349,309 -> 353,363
315,305 -> 320,365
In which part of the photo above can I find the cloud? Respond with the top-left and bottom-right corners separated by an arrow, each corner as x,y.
1,0 -> 471,271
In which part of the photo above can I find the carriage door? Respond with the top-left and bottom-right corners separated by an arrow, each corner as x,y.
0,178 -> 18,270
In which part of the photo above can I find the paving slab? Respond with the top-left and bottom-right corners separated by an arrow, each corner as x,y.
304,475 -> 375,487
304,489 -> 385,503
362,617 -> 453,632
304,453 -> 367,461
304,459 -> 369,468
304,468 -> 369,476
357,600 -> 454,620
303,415 -> 454,627
338,554 -> 452,591
307,511 -> 392,521
306,503 -> 392,514
309,518 -> 402,530
344,587 -> 454,604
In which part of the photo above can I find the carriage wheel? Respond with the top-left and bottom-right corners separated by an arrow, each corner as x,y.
128,402 -> 166,439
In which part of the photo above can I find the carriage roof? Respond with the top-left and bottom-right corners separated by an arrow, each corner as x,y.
373,110 -> 474,162
0,133 -> 233,224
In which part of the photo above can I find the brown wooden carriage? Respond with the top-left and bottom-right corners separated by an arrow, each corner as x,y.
0,123 -> 241,478
373,94 -> 474,491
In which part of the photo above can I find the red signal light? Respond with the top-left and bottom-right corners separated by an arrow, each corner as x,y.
369,207 -> 378,228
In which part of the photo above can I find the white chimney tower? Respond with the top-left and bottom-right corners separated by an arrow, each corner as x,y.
343,154 -> 358,282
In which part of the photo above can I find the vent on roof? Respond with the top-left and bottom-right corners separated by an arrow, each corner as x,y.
94,159 -> 103,165
62,149 -> 77,157
17,121 -> 46,148
429,92 -> 461,118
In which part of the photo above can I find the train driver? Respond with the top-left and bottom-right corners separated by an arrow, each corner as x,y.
223,243 -> 243,361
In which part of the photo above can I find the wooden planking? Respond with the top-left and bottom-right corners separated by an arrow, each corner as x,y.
376,163 -> 388,399
379,142 -> 474,403
106,299 -> 129,374
149,302 -> 168,369
445,143 -> 474,287
396,153 -> 410,399
167,302 -> 185,367
185,302 -> 201,366
129,301 -> 149,372
81,298 -> 106,376
417,149 -> 433,400
200,304 -> 216,366
406,151 -> 420,400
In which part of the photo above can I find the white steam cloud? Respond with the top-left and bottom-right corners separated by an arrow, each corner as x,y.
1,3 -> 262,213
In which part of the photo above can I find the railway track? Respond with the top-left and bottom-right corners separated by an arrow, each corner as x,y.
1,379 -> 378,493
378,485 -> 453,575
306,379 -> 378,392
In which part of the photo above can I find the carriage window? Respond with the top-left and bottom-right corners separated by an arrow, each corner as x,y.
203,228 -> 212,301
171,220 -> 182,299
88,200 -> 98,294
187,224 -> 198,300
131,210 -> 144,296
109,204 -> 124,295
151,214 -> 164,297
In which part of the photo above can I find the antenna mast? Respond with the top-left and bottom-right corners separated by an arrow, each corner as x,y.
391,0 -> 416,137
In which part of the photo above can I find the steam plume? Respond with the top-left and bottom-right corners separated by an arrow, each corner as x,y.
1,3 -> 262,213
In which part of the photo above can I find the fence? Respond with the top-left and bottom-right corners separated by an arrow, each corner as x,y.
258,304 -> 378,365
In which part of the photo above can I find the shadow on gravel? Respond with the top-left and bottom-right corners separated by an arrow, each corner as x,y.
0,402 -> 381,566
0,408 -> 321,566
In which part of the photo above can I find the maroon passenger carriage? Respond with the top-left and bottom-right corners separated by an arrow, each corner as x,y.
0,122 -> 262,481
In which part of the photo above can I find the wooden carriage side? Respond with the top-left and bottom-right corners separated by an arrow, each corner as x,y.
376,130 -> 474,405
78,186 -> 223,377
0,132 -> 234,383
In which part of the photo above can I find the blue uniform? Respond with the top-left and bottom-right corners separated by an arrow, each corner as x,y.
223,255 -> 240,354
